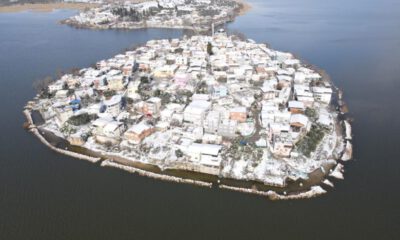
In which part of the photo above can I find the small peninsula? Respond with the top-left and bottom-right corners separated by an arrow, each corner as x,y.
24,28 -> 353,200
61,0 -> 246,31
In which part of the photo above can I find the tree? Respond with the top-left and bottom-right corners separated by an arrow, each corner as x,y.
68,113 -> 91,126
140,76 -> 149,84
305,107 -> 318,121
103,90 -> 116,98
33,76 -> 54,93
104,141 -> 113,149
175,149 -> 183,158
154,89 -> 161,97
207,42 -> 213,55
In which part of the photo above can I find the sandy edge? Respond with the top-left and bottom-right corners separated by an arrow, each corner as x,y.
0,3 -> 98,13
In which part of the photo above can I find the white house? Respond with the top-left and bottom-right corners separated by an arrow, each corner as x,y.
183,100 -> 211,125
312,86 -> 333,104
104,95 -> 122,117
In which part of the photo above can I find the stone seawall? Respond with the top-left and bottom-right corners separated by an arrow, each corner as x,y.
31,128 -> 101,163
219,184 -> 327,200
101,160 -> 213,188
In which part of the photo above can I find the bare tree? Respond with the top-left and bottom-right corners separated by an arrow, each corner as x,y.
33,76 -> 54,93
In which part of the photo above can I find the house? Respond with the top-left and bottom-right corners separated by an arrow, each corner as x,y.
294,72 -> 306,84
107,75 -> 125,91
143,97 -> 162,117
204,111 -> 221,134
183,100 -> 211,125
212,85 -> 227,98
229,107 -> 247,123
255,66 -> 269,79
124,122 -> 155,144
175,56 -> 188,66
288,101 -> 305,114
294,84 -> 314,107
267,123 -> 290,141
93,120 -> 125,144
68,132 -> 86,146
160,108 -> 174,122
48,82 -> 64,93
153,65 -> 177,79
104,95 -> 122,117
103,121 -> 125,138
55,107 -> 74,127
202,133 -> 223,145
231,91 -> 255,108
122,64 -> 134,77
55,90 -> 69,99
218,119 -> 238,137
312,86 -> 333,104
186,143 -> 222,175
126,81 -> 141,99
63,75 -> 80,89
174,72 -> 190,88
290,114 -> 309,131
270,132 -> 293,157
283,59 -> 301,69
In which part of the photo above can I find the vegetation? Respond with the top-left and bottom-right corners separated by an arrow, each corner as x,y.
33,76 -> 54,94
111,6 -> 159,22
103,90 -> 116,98
60,123 -> 76,136
295,124 -> 327,157
67,113 -> 94,126
207,42 -> 213,55
140,76 -> 150,84
175,149 -> 183,158
305,107 -> 318,121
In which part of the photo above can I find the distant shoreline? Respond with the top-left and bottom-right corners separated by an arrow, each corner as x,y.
0,3 -> 98,13
0,1 -> 252,15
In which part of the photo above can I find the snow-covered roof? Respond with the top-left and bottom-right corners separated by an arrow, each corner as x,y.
128,123 -> 152,134
230,107 -> 247,113
187,143 -> 222,156
290,114 -> 309,126
104,95 -> 122,106
288,101 -> 305,109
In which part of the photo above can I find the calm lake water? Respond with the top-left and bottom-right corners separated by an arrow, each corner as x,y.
1,0 -> 399,239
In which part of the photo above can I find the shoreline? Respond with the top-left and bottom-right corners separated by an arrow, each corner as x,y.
234,0 -> 252,15
23,104 -> 349,200
0,3 -> 98,13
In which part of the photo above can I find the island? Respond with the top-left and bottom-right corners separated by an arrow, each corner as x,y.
24,28 -> 353,200
61,0 -> 247,31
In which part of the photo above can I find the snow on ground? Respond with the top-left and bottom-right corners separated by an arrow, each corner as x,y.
341,141 -> 353,161
329,163 -> 344,179
231,159 -> 248,179
237,122 -> 255,136
323,179 -> 334,187
344,120 -> 352,140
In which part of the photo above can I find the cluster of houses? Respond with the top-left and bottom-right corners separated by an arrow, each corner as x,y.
63,0 -> 241,31
34,30 -> 336,182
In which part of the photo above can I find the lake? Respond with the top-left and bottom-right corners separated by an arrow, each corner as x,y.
0,0 -> 399,239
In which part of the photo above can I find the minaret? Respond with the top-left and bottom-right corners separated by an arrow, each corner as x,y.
212,23 -> 215,37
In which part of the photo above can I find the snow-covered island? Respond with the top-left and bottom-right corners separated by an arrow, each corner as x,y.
61,0 -> 244,31
24,31 -> 352,200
